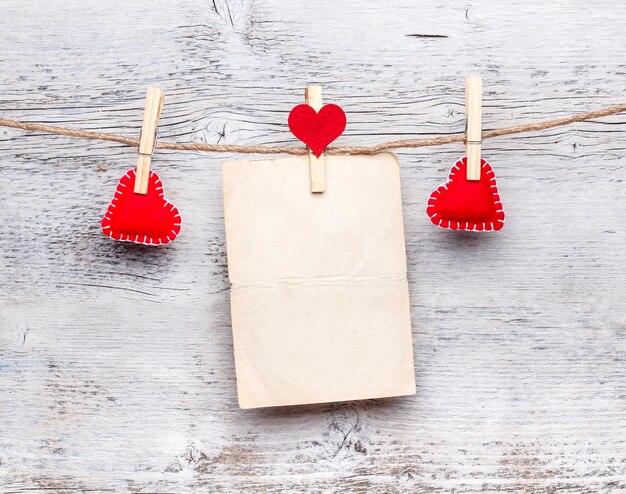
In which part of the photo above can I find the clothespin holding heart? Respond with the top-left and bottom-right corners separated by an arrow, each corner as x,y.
426,75 -> 505,231
102,86 -> 182,245
134,87 -> 165,194
465,76 -> 482,181
305,85 -> 325,193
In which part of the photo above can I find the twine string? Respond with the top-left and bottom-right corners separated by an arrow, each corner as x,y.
0,102 -> 625,156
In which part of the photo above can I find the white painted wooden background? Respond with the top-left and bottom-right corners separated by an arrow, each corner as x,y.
1,0 -> 625,492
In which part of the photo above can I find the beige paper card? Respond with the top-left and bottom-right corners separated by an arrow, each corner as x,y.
222,152 -> 415,409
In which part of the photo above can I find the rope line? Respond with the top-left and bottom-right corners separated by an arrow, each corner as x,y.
1,102 -> 625,156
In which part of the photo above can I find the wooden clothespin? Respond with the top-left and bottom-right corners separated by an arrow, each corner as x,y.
306,85 -> 325,193
134,87 -> 165,194
465,76 -> 482,181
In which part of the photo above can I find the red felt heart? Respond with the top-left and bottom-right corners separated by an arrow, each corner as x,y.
101,168 -> 181,245
426,157 -> 505,231
288,104 -> 346,157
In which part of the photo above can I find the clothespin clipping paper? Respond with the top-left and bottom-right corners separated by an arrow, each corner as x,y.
306,85 -> 325,193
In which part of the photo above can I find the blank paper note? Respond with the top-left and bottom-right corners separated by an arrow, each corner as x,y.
222,153 -> 415,409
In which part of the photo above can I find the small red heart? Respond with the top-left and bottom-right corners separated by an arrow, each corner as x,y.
101,168 -> 181,245
288,103 -> 346,157
426,157 -> 505,231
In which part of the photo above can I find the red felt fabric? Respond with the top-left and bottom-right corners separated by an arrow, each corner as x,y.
288,103 -> 346,157
101,168 -> 181,245
426,157 -> 505,231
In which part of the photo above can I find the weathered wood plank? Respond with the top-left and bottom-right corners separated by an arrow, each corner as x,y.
0,0 -> 625,492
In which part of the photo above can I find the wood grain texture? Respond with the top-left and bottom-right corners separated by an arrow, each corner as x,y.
0,0 -> 625,492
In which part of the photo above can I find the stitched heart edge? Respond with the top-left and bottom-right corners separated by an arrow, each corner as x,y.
426,157 -> 505,232
101,168 -> 182,245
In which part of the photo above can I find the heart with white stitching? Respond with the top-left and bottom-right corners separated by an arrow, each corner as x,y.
102,168 -> 181,245
427,157 -> 505,231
